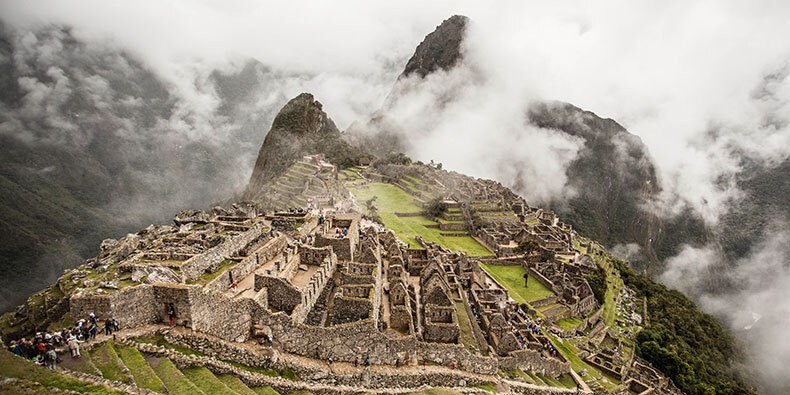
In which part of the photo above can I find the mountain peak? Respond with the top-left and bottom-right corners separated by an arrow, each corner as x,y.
244,93 -> 363,200
401,15 -> 468,79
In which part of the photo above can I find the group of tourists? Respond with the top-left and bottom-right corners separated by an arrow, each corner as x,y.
334,227 -> 348,238
5,311 -> 120,370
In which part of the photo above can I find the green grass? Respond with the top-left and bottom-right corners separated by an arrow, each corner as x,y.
114,344 -> 165,393
455,302 -> 479,353
0,350 -> 125,394
252,387 -> 281,395
181,366 -> 240,394
218,374 -> 257,395
546,334 -> 618,390
471,382 -> 498,392
479,264 -> 554,303
91,341 -> 132,384
349,183 -> 492,256
151,358 -> 204,395
555,317 -> 583,331
190,259 -> 238,285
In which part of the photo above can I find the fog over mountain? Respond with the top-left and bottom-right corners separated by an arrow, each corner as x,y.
1,1 -> 789,392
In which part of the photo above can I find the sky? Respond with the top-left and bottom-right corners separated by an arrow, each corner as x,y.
1,0 -> 789,392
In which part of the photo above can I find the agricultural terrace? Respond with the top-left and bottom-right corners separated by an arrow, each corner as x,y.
348,182 -> 492,256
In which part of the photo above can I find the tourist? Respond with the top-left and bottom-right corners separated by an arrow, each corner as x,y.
112,318 -> 120,332
68,334 -> 82,358
45,344 -> 58,370
353,357 -> 358,367
364,356 -> 370,366
104,318 -> 113,335
168,305 -> 176,326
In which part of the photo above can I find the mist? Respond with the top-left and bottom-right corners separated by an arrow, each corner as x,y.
1,0 -> 789,391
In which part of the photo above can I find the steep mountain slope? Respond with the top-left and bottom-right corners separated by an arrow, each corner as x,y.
0,25 -> 274,312
350,15 -> 706,270
244,93 -> 365,199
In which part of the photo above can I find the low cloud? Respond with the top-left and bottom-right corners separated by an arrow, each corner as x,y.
661,219 -> 790,393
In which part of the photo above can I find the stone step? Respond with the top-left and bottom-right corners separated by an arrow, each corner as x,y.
217,374 -> 258,395
181,366 -> 241,395
91,340 -> 134,384
115,343 -> 166,393
151,357 -> 205,395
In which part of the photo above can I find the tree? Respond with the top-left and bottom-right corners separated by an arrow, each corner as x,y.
424,197 -> 448,219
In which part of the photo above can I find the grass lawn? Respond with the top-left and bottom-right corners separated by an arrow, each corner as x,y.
190,259 -> 238,285
181,366 -> 238,394
114,344 -> 165,393
252,387 -> 280,395
0,351 -> 125,394
455,302 -> 488,354
91,341 -> 132,384
479,263 -> 554,303
471,382 -> 498,392
555,317 -> 583,331
218,374 -> 257,395
349,182 -> 492,256
151,358 -> 204,395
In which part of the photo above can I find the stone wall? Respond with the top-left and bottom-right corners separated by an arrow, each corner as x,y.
499,348 -> 571,378
70,285 -> 158,328
255,276 -> 302,314
256,310 -> 498,374
205,234 -> 287,293
188,288 -> 253,343
181,222 -> 267,281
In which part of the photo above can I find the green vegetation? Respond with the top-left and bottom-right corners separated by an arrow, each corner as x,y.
470,382 -> 498,392
218,374 -> 257,395
151,358 -> 204,395
181,366 -> 239,394
423,197 -> 448,219
555,317 -> 583,331
455,302 -> 486,354
547,334 -> 618,390
114,344 -> 166,392
613,260 -> 755,395
584,265 -> 607,305
252,387 -> 281,395
190,259 -> 238,285
0,349 -> 125,394
349,183 -> 491,256
479,263 -> 554,303
91,341 -> 132,384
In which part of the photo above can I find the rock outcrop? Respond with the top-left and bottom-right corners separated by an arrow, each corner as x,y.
401,15 -> 468,79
